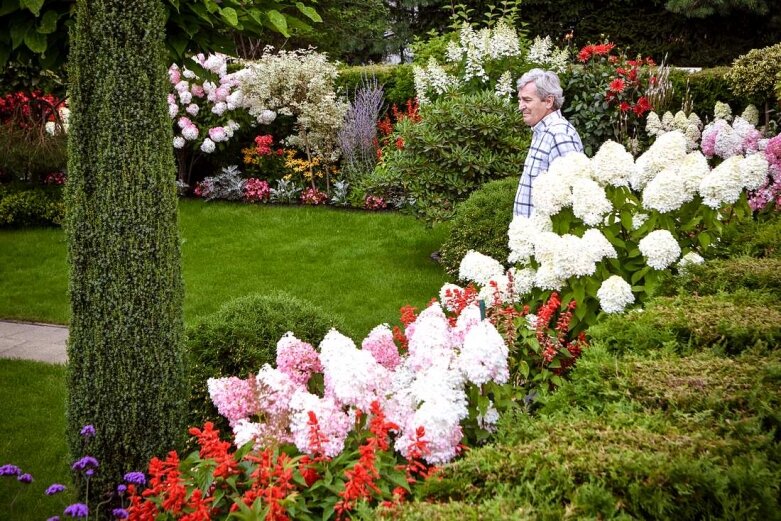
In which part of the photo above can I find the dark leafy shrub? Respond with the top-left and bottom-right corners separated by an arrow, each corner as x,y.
589,291 -> 781,356
0,184 -> 64,227
725,42 -> 781,108
387,347 -> 781,519
713,212 -> 781,259
668,67 -> 739,119
439,176 -> 517,277
186,292 -> 343,429
0,123 -> 67,182
362,91 -> 530,224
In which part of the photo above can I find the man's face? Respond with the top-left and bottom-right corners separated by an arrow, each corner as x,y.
518,82 -> 554,127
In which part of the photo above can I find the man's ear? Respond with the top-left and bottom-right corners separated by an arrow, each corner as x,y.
545,96 -> 555,109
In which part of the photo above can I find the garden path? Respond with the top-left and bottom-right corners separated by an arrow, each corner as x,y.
0,320 -> 67,364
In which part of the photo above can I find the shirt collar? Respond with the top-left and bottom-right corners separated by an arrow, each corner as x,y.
532,109 -> 563,133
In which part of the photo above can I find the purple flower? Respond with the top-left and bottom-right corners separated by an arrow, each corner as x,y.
47,517 -> 61,521
71,456 -> 99,472
46,483 -> 67,495
63,503 -> 89,518
116,483 -> 127,495
17,473 -> 33,483
0,464 -> 22,476
123,471 -> 146,486
85,469 -> 94,477
79,425 -> 96,438
112,508 -> 129,519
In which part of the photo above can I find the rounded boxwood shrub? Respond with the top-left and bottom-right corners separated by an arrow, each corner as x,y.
439,176 -> 517,277
186,291 -> 344,428
0,185 -> 64,227
362,90 -> 530,224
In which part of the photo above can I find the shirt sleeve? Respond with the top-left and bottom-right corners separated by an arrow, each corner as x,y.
547,130 -> 583,163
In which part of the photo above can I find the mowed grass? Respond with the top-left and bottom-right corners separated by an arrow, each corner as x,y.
0,360 -> 76,520
0,200 -> 451,338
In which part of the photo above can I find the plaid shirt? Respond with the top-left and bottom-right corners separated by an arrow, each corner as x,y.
513,110 -> 583,217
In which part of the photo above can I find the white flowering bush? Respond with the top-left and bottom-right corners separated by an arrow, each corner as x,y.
167,53 -> 254,186
457,130 -> 767,331
413,20 -> 528,104
239,47 -> 348,190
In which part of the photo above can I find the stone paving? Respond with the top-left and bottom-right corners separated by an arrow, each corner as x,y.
0,320 -> 68,364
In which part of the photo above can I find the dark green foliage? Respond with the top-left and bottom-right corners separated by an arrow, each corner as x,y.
336,64 -> 416,112
0,124 -> 67,182
387,347 -> 781,519
668,67 -> 738,118
65,0 -> 187,502
186,292 -> 343,429
520,0 -> 781,67
0,184 -> 64,227
589,291 -> 781,356
361,91 -> 530,223
439,176 -> 517,277
712,212 -> 781,259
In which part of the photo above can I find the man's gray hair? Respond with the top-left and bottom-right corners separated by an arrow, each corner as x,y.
517,68 -> 565,110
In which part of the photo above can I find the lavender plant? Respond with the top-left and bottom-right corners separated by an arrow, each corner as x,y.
337,75 -> 384,185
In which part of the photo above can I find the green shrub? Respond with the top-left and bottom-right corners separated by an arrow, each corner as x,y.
669,67 -> 738,118
362,91 -> 530,224
0,123 -> 67,182
439,176 -> 517,277
713,212 -> 781,259
336,64 -> 416,112
0,185 -> 64,227
659,257 -> 781,297
725,42 -> 781,106
387,348 -> 781,520
186,292 -> 343,429
589,291 -> 781,356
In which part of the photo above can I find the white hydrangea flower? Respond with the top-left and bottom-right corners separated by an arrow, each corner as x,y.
507,212 -> 552,264
528,35 -> 553,64
631,131 -> 688,190
200,137 -> 216,153
571,177 -> 612,226
638,229 -> 681,270
672,111 -> 690,132
646,111 -> 662,136
714,101 -> 732,121
739,153 -> 769,191
457,320 -> 509,386
532,170 -> 572,216
582,228 -> 617,263
661,111 -> 675,130
178,90 -> 192,105
494,71 -> 514,99
174,80 -> 189,93
552,234 -> 598,279
591,140 -> 633,187
678,251 -> 705,271
459,250 -> 505,285
741,104 -> 759,126
548,152 -> 593,184
688,112 -> 702,129
631,212 -> 649,230
173,136 -> 185,149
509,267 -> 536,296
185,103 -> 199,116
532,231 -> 563,265
699,155 -> 743,208
714,122 -> 744,158
534,262 -> 565,290
596,276 -> 635,313
212,101 -> 228,116
181,125 -> 198,140
478,274 -> 512,304
168,103 -> 179,118
642,166 -> 693,213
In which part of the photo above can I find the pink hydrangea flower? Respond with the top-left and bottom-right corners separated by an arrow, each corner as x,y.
276,333 -> 322,387
207,376 -> 257,427
361,325 -> 401,370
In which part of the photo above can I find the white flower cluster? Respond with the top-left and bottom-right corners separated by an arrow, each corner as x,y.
714,101 -> 732,121
458,250 -> 505,286
741,104 -> 760,126
44,106 -> 70,135
494,71 -> 514,99
526,35 -> 570,74
638,229 -> 681,269
632,131 -> 688,190
596,275 -> 635,313
678,251 -> 705,272
413,58 -> 460,104
240,47 -> 347,162
645,110 -> 703,151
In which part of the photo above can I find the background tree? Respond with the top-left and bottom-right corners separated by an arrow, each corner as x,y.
664,0 -> 771,17
65,0 -> 187,503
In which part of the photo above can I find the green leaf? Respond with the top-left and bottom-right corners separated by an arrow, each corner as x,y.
37,9 -> 58,34
0,0 -> 19,17
23,27 -> 46,53
698,231 -> 711,249
10,20 -> 31,50
20,0 -> 42,15
296,2 -> 321,22
220,7 -> 238,27
267,9 -> 289,36
519,360 -> 529,379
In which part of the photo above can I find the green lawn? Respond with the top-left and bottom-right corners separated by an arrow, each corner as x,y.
0,200 -> 451,338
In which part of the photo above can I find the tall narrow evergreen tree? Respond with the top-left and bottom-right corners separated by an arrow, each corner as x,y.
65,0 -> 186,501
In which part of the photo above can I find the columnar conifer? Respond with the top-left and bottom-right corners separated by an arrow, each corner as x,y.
65,0 -> 186,501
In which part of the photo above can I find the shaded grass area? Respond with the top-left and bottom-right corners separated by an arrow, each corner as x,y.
389,347 -> 781,520
0,200 -> 450,338
0,360 -> 75,520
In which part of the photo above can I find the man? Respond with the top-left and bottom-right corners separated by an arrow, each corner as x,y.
513,68 -> 583,217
